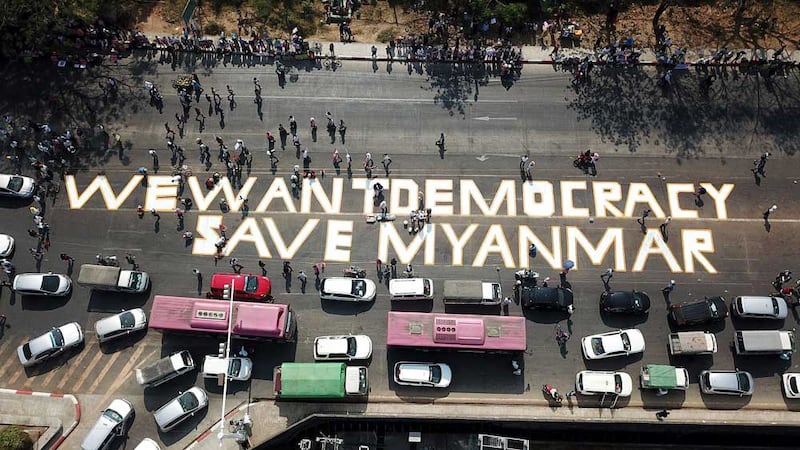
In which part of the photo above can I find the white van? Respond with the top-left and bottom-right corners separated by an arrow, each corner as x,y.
734,330 -> 795,355
732,296 -> 788,319
389,278 -> 433,301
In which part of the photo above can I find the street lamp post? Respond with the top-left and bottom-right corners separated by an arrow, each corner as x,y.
217,283 -> 235,446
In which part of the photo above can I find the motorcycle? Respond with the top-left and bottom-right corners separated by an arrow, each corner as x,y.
573,153 -> 592,171
542,384 -> 563,404
95,254 -> 118,266
344,265 -> 367,278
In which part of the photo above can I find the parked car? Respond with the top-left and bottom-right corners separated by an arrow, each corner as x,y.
782,373 -> 800,399
0,174 -> 36,198
154,387 -> 208,432
319,277 -> 376,301
599,290 -> 650,314
314,335 -> 373,361
202,355 -> 253,381
699,370 -> 754,396
520,286 -> 574,312
575,370 -> 633,397
394,362 -> 452,388
209,273 -> 271,301
94,309 -> 147,343
17,322 -> 84,367
668,296 -> 728,326
133,439 -> 161,450
732,296 -> 787,320
80,399 -> 133,450
12,272 -> 72,296
581,329 -> 645,360
0,233 -> 14,257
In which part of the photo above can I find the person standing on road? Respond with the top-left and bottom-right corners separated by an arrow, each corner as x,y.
229,257 -> 243,274
662,279 -> 676,307
601,268 -> 613,291
382,153 -> 392,176
752,152 -> 770,177
283,261 -> 293,293
278,124 -> 288,150
258,260 -> 267,277
436,133 -> 446,158
298,271 -> 308,293
637,209 -> 652,233
763,204 -> 777,222
338,120 -> 347,143
364,153 -> 375,179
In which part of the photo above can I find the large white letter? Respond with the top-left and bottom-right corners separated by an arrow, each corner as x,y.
439,224 -> 479,266
666,183 -> 698,219
144,176 -> 178,211
65,175 -> 141,210
560,181 -> 589,217
518,226 -> 562,270
186,177 -> 256,212
623,183 -> 666,218
223,218 -> 273,257
631,230 -> 682,272
522,181 -> 555,217
390,179 -> 418,216
262,218 -> 320,259
301,177 -> 343,213
701,183 -> 734,219
592,182 -> 624,218
254,178 -> 296,213
459,180 -> 517,217
426,180 -> 454,216
472,225 -> 516,268
566,227 -> 626,270
378,224 -> 435,265
682,229 -> 717,274
324,220 -> 353,262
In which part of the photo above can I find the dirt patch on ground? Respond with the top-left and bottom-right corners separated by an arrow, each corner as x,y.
135,1 -> 800,50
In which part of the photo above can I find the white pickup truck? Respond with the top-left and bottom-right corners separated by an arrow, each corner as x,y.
78,264 -> 150,293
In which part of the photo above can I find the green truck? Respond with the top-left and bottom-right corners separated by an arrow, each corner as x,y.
273,362 -> 368,399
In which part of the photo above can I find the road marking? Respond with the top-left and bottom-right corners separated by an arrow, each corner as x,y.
56,343 -> 95,391
95,345 -> 157,409
204,94 -> 519,104
89,349 -> 123,393
473,116 -> 519,121
476,155 -> 489,162
6,336 -> 30,387
38,356 -> 68,387
73,347 -> 107,392
0,337 -> 20,380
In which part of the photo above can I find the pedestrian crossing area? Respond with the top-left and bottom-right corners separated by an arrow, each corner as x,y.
0,331 -> 164,395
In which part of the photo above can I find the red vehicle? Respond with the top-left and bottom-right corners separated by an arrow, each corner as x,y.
210,273 -> 272,301
148,295 -> 295,341
386,311 -> 526,352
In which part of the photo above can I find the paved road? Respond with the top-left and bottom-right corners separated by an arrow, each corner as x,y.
0,59 -> 799,448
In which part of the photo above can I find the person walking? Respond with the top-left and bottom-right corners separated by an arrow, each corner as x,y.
310,117 -> 317,142
338,120 -> 347,143
283,261 -> 293,293
752,152 -> 770,177
600,268 -> 613,291
332,149 -> 343,172
763,204 -> 777,221
258,260 -> 267,277
229,257 -> 243,274
659,216 -> 671,241
148,149 -> 159,172
501,296 -> 513,315
278,124 -> 288,150
298,270 -> 308,293
436,133 -> 446,158
662,279 -> 676,307
637,209 -> 652,233
382,153 -> 392,176
364,153 -> 375,179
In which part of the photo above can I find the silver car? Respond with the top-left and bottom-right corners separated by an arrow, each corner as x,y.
94,309 -> 148,343
154,387 -> 208,432
0,234 -> 14,257
0,174 -> 35,198
17,322 -> 84,367
81,398 -> 133,450
319,277 -> 377,302
12,272 -> 72,296
699,370 -> 754,396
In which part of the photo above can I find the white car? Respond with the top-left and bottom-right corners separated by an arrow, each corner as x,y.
700,370 -> 754,396
581,329 -> 645,360
202,355 -> 253,381
154,387 -> 208,432
94,309 -> 148,343
0,234 -> 14,257
394,362 -> 452,388
12,272 -> 72,296
732,296 -> 788,320
320,277 -> 377,302
782,373 -> 800,399
0,174 -> 36,198
575,370 -> 633,397
81,399 -> 134,450
133,439 -> 161,450
18,322 -> 84,367
314,335 -> 373,361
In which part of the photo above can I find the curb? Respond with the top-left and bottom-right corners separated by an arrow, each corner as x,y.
186,400 -> 249,450
0,389 -> 81,450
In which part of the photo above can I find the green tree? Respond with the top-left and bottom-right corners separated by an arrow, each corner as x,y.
493,3 -> 528,26
0,427 -> 34,450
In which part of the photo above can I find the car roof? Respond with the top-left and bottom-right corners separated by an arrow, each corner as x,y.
397,363 -> 435,382
322,277 -> 357,294
389,278 -> 428,295
738,296 -> 780,314
315,336 -> 350,355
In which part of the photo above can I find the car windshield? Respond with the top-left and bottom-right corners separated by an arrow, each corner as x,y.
346,337 -> 356,356
118,312 -> 135,329
591,337 -> 605,354
6,176 -> 23,192
129,272 -> 142,289
709,300 -> 718,314
614,374 -> 623,393
41,275 -> 60,292
632,293 -> 641,307
429,366 -> 441,383
21,343 -> 33,359
49,328 -> 65,347
737,373 -> 750,392
244,276 -> 259,293
621,333 -> 631,351
351,280 -> 366,296
772,297 -> 780,315
791,377 -> 799,393
423,279 -> 431,296
229,359 -> 241,376
178,392 -> 199,411
102,408 -> 123,424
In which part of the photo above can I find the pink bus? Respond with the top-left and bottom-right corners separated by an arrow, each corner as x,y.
386,311 -> 526,352
149,295 -> 296,341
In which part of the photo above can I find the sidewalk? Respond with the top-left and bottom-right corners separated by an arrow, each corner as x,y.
0,388 -> 80,450
187,394 -> 800,449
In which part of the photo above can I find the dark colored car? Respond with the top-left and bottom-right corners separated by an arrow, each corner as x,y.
520,286 -> 574,312
600,290 -> 651,314
668,296 -> 728,326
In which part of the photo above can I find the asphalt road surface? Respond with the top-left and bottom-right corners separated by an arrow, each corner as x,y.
1,58 -> 799,448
